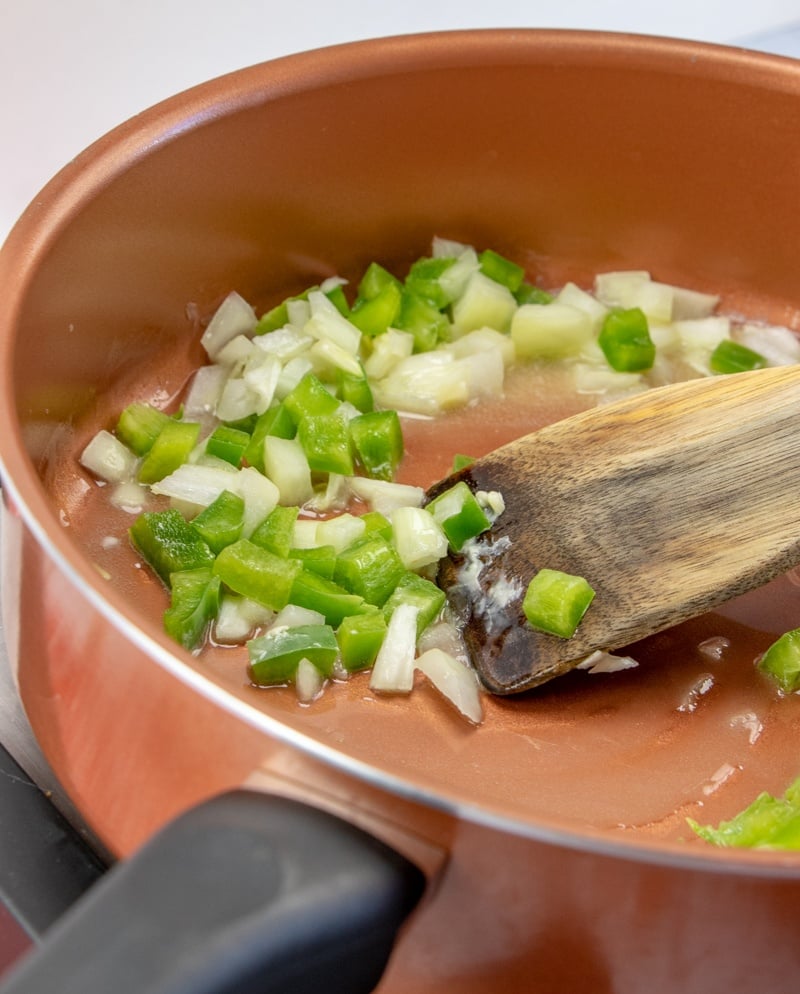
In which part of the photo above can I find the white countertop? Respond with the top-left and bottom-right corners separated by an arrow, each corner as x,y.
2,2 -> 800,245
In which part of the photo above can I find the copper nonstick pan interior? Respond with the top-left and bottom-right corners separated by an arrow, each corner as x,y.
3,29 -> 800,873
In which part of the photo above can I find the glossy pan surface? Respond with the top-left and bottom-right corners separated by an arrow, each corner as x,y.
2,29 -> 800,875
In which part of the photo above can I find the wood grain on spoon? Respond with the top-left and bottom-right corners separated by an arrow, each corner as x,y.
429,365 -> 800,695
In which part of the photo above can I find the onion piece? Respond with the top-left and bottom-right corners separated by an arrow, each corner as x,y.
201,291 -> 258,359
370,603 -> 419,694
80,430 -> 139,483
149,463 -> 237,507
575,650 -> 639,674
347,477 -> 425,516
296,657 -> 326,703
415,648 -> 484,725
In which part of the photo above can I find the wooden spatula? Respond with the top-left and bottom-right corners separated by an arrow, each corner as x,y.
429,365 -> 800,694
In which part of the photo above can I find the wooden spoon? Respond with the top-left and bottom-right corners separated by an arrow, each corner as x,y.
428,365 -> 800,694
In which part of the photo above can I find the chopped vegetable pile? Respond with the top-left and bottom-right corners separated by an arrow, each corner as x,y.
79,236 -> 800,741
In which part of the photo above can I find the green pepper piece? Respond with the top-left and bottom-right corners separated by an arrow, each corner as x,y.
360,510 -> 393,540
283,373 -> 341,424
598,307 -> 656,372
426,481 -> 491,551
297,414 -> 354,476
337,611 -> 388,671
205,425 -> 250,467
394,289 -> 450,352
190,489 -> 245,554
357,262 -> 403,301
222,413 -> 259,434
451,454 -> 475,473
710,339 -> 768,375
248,623 -> 339,685
337,368 -> 374,413
479,248 -> 525,293
244,403 -> 296,472
758,628 -> 800,693
130,509 -> 215,586
349,281 -> 403,337
164,567 -> 221,650
349,410 -> 404,481
522,568 -> 596,639
250,505 -> 300,558
325,283 -> 350,317
213,539 -> 301,611
404,256 -> 457,309
137,420 -> 200,484
116,402 -> 172,456
289,545 -> 338,580
290,570 -> 369,627
687,777 -> 800,849
383,572 -> 445,636
334,534 -> 405,606
514,282 -> 553,306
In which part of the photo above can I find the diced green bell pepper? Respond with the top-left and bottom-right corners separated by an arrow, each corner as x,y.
297,414 -> 354,476
337,611 -> 388,672
206,425 -> 250,467
283,373 -> 341,424
190,489 -> 245,554
325,283 -> 350,317
394,289 -> 449,352
248,623 -> 339,685
116,402 -> 172,456
333,534 -> 405,606
249,504 -> 300,558
290,569 -> 369,627
163,567 -> 221,650
404,256 -> 456,309
360,510 -> 393,540
479,248 -> 525,293
349,281 -> 403,337
598,307 -> 656,372
357,261 -> 403,300
137,419 -> 200,484
710,339 -> 768,375
337,368 -> 374,413
383,572 -> 445,636
688,775 -> 800,849
451,454 -> 475,473
289,544 -> 338,580
758,628 -> 800,693
213,539 -> 301,611
129,509 -> 215,586
244,403 -> 296,472
349,410 -> 404,481
514,282 -> 553,306
522,568 -> 596,639
426,481 -> 491,551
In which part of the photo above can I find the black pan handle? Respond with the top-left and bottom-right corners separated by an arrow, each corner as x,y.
0,789 -> 425,994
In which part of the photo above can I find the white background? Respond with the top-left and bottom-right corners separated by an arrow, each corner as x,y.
2,2 -> 800,243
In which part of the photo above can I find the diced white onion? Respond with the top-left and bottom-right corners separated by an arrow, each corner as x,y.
315,513 -> 366,553
309,338 -> 363,377
253,326 -> 314,361
109,480 -> 148,512
736,323 -> 800,366
271,605 -> 326,628
347,477 -> 425,516
149,463 -> 237,507
201,291 -> 258,359
214,595 -> 274,643
237,466 -> 280,538
183,365 -> 228,417
447,327 -> 515,365
80,430 -> 139,483
391,505 -> 448,570
452,270 -> 517,335
275,356 -> 314,399
363,329 -> 414,379
242,352 -> 282,414
556,282 -> 609,333
575,650 -> 639,674
306,291 -> 362,353
292,518 -> 320,550
215,375 -> 260,422
437,247 -> 480,301
263,436 -> 314,506
415,648 -> 483,724
215,334 -> 256,367
369,603 -> 419,694
296,657 -> 326,703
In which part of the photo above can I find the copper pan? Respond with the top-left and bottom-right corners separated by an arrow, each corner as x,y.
3,29 -> 800,993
